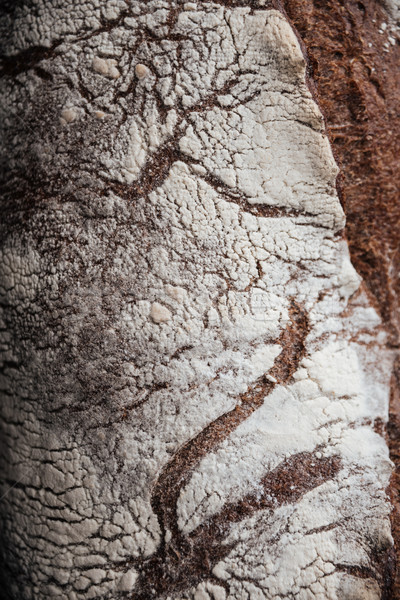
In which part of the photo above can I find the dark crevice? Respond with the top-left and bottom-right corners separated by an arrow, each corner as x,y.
0,43 -> 63,78
115,302 -> 338,599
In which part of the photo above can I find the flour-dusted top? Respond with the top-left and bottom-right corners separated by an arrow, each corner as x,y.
0,2 -> 394,599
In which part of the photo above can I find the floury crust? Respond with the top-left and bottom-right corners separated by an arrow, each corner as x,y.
0,1 -> 395,599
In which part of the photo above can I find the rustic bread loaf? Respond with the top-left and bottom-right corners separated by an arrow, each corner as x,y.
0,1 -> 397,598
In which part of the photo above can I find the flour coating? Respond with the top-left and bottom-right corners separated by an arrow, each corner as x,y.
0,2 -> 393,599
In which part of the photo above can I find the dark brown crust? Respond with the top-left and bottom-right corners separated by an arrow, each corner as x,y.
280,0 -> 400,596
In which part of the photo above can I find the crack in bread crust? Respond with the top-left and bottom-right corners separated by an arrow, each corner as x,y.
126,303 -> 317,597
0,1 -> 395,598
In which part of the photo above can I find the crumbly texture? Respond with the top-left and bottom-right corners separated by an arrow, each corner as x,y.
281,1 -> 400,596
0,2 -> 395,599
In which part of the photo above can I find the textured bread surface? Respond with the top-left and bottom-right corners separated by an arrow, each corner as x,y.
0,1 -> 397,598
282,1 -> 400,596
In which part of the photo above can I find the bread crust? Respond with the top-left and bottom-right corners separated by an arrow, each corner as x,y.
282,2 -> 400,595
0,1 -> 396,598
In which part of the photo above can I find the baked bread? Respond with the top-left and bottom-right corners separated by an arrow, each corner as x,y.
0,1 -> 398,598
283,1 -> 400,596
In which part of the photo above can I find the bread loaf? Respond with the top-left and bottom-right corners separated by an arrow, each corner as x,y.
0,1 -> 397,598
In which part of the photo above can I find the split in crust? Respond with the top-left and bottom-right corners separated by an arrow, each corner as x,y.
0,1 -> 397,599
